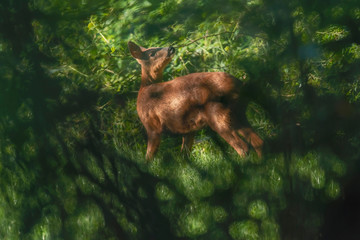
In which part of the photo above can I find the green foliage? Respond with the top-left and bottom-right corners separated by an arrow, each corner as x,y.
229,220 -> 260,240
1,0 -> 360,239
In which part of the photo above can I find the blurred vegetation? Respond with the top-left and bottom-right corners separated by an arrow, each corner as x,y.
1,0 -> 360,239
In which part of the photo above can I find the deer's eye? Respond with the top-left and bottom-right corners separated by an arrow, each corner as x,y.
149,51 -> 156,57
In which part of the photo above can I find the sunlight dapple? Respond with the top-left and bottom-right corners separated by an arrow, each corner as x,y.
128,41 -> 263,160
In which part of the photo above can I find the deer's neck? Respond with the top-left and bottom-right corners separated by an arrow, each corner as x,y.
140,68 -> 163,87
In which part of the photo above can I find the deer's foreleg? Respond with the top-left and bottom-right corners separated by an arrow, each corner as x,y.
146,131 -> 161,161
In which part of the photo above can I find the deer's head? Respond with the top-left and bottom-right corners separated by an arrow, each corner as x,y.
128,41 -> 175,86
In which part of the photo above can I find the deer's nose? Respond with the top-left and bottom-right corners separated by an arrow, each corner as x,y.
168,46 -> 175,56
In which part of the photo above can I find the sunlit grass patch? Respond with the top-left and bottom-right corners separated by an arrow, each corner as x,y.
212,206 -> 228,223
174,163 -> 214,200
326,180 -> 341,199
156,182 -> 175,201
30,214 -> 62,240
248,199 -> 268,220
229,220 -> 260,240
246,102 -> 278,140
190,138 -> 237,189
316,25 -> 350,43
66,202 -> 105,240
177,202 -> 212,237
261,219 -> 280,240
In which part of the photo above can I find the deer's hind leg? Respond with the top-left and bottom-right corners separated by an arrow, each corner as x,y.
228,105 -> 264,158
205,103 -> 249,157
237,127 -> 263,158
181,132 -> 195,154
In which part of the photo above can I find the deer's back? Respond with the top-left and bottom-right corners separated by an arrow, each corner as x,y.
137,72 -> 241,133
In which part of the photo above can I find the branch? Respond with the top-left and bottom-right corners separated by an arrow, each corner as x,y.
173,30 -> 284,48
67,65 -> 89,77
174,31 -> 234,48
90,19 -> 109,44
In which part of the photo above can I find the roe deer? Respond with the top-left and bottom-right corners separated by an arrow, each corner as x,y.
128,41 -> 263,160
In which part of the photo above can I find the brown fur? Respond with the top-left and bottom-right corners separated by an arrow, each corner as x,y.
128,41 -> 263,160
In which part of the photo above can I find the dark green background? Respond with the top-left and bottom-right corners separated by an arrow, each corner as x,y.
1,0 -> 360,239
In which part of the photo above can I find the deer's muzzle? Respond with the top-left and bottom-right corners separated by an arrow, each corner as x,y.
168,46 -> 175,57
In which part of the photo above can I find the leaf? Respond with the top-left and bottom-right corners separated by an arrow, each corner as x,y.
88,22 -> 94,30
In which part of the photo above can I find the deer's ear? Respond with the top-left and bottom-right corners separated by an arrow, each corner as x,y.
128,41 -> 145,59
